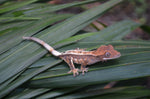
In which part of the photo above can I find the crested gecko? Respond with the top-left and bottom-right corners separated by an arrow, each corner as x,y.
23,37 -> 121,76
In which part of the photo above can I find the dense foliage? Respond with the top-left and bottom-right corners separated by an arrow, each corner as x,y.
0,0 -> 150,98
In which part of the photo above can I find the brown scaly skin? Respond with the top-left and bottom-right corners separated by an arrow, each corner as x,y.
23,37 -> 121,76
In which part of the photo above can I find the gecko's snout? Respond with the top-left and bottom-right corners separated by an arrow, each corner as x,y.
115,53 -> 121,59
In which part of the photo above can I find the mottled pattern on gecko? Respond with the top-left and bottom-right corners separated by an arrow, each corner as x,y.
23,37 -> 121,76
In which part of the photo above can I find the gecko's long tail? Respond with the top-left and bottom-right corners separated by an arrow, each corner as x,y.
23,37 -> 61,56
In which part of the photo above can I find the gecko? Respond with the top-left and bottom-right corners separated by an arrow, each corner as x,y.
23,37 -> 121,76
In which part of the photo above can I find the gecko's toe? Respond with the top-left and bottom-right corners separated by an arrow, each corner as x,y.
68,70 -> 72,74
80,68 -> 88,75
68,68 -> 79,77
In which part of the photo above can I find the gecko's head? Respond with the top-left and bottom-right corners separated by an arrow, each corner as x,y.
96,45 -> 121,60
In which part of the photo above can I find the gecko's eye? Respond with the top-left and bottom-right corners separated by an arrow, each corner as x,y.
105,52 -> 111,57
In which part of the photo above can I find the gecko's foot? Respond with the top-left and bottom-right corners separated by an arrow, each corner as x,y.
80,68 -> 88,75
68,68 -> 79,77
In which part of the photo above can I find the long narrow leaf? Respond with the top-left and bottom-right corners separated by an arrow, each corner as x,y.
9,88 -> 51,99
56,86 -> 150,99
29,51 -> 150,88
82,20 -> 140,41
0,14 -> 72,54
0,0 -> 38,14
25,0 -> 103,15
0,16 -> 41,22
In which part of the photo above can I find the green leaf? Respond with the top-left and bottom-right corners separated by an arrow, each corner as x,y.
9,88 -> 51,99
91,87 -> 150,99
56,86 -> 150,99
0,0 -> 38,14
0,20 -> 33,32
25,0 -> 103,15
0,14 -> 72,54
82,20 -> 140,41
29,50 -> 150,88
54,33 -> 96,48
36,87 -> 83,99
0,16 -> 41,22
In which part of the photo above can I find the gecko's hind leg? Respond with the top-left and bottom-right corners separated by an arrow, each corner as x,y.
64,57 -> 79,76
